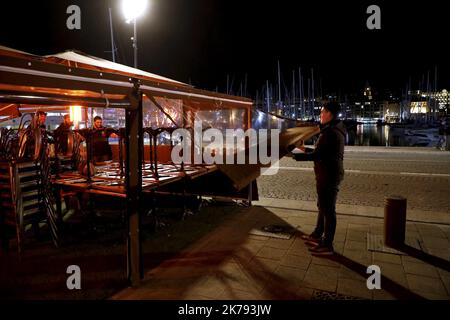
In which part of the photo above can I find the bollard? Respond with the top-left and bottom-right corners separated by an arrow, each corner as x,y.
384,196 -> 407,247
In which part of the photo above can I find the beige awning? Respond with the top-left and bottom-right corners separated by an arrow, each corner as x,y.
45,51 -> 189,87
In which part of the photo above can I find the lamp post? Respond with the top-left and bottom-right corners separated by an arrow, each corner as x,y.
121,0 -> 148,69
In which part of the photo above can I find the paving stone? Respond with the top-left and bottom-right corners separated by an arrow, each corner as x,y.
296,287 -> 315,299
413,291 -> 450,300
421,236 -> 450,250
370,224 -> 384,235
344,240 -> 367,251
216,265 -> 265,294
247,236 -> 270,243
426,248 -> 450,260
249,257 -> 280,273
376,262 -> 409,288
182,293 -> 215,300
339,265 -> 367,281
233,248 -> 256,264
406,223 -> 419,232
288,239 -> 312,257
334,233 -> 347,242
275,265 -> 307,287
348,223 -> 370,231
265,237 -> 295,250
299,224 -> 316,234
346,217 -> 373,225
417,225 -> 446,238
437,267 -> 450,278
402,261 -> 440,278
337,277 -> 373,300
401,255 -> 426,264
219,289 -> 261,300
303,265 -> 339,293
346,230 -> 367,242
279,253 -> 311,270
441,275 -> 450,296
311,256 -> 341,268
256,246 -> 287,261
343,248 -> 372,266
333,241 -> 345,255
372,252 -> 402,265
372,289 -> 397,300
406,274 -> 447,296
242,240 -> 267,255
287,246 -> 311,259
186,276 -> 226,299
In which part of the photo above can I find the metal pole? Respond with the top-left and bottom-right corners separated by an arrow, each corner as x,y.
133,18 -> 138,69
126,81 -> 143,286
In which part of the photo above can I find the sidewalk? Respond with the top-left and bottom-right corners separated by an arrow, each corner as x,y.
112,198 -> 450,300
345,146 -> 449,155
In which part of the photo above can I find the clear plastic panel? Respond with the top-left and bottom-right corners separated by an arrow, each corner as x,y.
251,109 -> 297,131
143,96 -> 183,129
194,109 -> 246,133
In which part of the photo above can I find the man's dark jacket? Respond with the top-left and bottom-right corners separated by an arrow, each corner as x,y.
294,119 -> 346,186
55,122 -> 71,154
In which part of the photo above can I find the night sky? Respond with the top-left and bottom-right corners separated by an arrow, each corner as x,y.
0,0 -> 448,97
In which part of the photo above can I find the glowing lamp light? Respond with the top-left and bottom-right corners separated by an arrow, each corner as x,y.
257,112 -> 264,122
122,0 -> 148,23
70,106 -> 83,128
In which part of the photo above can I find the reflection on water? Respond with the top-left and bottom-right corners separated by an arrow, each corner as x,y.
346,124 -> 439,147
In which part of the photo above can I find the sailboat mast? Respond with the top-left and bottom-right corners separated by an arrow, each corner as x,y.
307,78 -> 311,120
277,60 -> 282,109
299,68 -> 303,120
311,68 -> 315,120
434,66 -> 438,120
292,70 -> 296,119
426,70 -> 430,123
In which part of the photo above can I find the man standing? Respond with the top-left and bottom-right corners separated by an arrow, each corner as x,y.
91,116 -> 113,163
36,110 -> 47,129
54,114 -> 73,155
292,102 -> 346,255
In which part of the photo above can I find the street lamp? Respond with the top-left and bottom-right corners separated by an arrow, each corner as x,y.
121,0 -> 148,69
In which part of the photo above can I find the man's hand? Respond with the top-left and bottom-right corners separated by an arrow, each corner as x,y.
287,144 -> 296,153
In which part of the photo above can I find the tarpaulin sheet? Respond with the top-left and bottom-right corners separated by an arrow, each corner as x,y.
216,125 -> 320,190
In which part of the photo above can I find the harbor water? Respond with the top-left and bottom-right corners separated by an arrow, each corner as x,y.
347,124 -> 440,147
